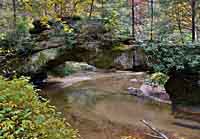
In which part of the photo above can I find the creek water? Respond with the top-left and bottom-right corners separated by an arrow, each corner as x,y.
42,72 -> 200,139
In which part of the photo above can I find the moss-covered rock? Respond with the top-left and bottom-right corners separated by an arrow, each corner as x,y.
18,19 -> 147,79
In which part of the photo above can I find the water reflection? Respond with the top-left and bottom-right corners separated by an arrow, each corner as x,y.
42,72 -> 200,139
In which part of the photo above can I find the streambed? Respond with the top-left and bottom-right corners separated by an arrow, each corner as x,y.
42,71 -> 200,139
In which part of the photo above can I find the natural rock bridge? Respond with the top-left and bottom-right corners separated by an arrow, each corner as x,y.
21,26 -> 146,75
40,41 -> 147,72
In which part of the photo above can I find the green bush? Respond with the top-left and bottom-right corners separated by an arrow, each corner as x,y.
0,76 -> 79,139
145,72 -> 169,86
143,42 -> 200,74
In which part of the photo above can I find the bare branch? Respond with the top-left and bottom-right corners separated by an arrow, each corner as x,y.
141,120 -> 169,139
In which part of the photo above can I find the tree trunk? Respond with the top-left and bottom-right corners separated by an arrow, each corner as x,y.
191,0 -> 196,42
12,0 -> 16,28
54,3 -> 58,14
132,0 -> 135,40
89,0 -> 95,19
150,0 -> 154,41
175,7 -> 184,44
0,0 -> 3,8
101,0 -> 105,19
60,3 -> 63,17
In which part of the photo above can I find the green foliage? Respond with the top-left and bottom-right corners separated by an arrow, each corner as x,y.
112,44 -> 127,52
48,20 -> 76,48
0,30 -> 35,76
0,76 -> 79,139
101,0 -> 131,37
103,10 -> 119,33
16,17 -> 30,38
49,65 -> 75,77
143,42 -> 200,74
0,17 -> 34,52
94,55 -> 114,69
146,72 -> 169,86
1,16 -> 30,39
64,31 -> 76,48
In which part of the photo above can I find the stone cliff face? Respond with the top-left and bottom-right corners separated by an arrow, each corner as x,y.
19,19 -> 147,85
29,21 -> 148,72
38,42 -> 147,71
27,40 -> 147,86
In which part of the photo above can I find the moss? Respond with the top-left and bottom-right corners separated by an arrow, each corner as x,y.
93,44 -> 126,69
94,54 -> 114,69
48,65 -> 75,77
112,44 -> 128,52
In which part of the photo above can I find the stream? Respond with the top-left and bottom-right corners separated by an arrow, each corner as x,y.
41,71 -> 200,139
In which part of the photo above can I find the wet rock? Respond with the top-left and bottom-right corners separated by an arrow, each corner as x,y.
128,84 -> 171,103
140,84 -> 170,101
130,79 -> 138,83
113,46 -> 147,70
65,62 -> 97,72
165,71 -> 200,107
132,47 -> 148,71
114,51 -> 134,69
29,20 -> 49,34
24,71 -> 48,87
127,87 -> 143,96
130,78 -> 143,83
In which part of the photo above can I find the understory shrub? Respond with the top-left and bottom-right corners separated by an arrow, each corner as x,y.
0,76 -> 79,139
145,72 -> 169,87
143,42 -> 200,74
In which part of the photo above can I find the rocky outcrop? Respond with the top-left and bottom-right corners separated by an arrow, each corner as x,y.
29,20 -> 49,34
27,18 -> 148,72
64,62 -> 97,72
39,43 -> 147,72
10,19 -> 148,85
128,84 -> 171,104
113,46 -> 146,70
165,71 -> 200,122
165,70 -> 200,108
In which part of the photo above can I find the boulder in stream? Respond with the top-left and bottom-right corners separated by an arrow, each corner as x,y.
165,70 -> 200,108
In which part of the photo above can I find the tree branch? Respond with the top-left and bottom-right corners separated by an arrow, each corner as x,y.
141,120 -> 169,139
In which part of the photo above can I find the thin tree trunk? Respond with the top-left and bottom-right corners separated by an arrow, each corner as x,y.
60,3 -> 63,17
71,1 -> 79,16
89,0 -> 95,19
177,19 -> 184,44
54,3 -> 58,14
150,0 -> 154,41
132,0 -> 135,40
191,0 -> 196,42
44,0 -> 48,16
175,8 -> 184,44
196,27 -> 199,41
12,0 -> 16,28
101,0 -> 104,19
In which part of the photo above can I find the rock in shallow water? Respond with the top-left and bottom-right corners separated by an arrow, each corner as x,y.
165,71 -> 200,106
65,62 -> 97,72
127,84 -> 171,103
140,84 -> 170,101
127,87 -> 143,96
